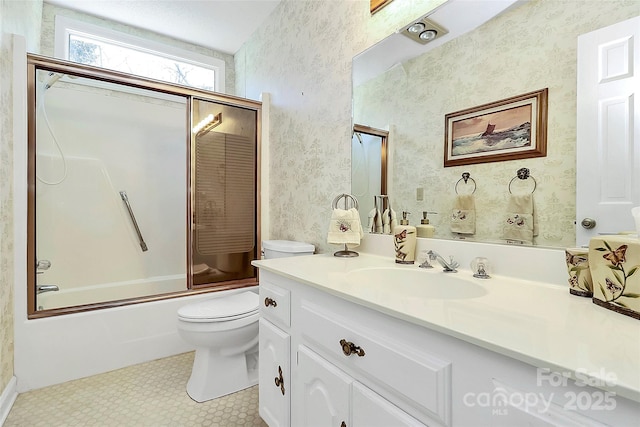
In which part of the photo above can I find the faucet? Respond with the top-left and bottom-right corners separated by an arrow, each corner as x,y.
427,250 -> 459,273
37,284 -> 59,294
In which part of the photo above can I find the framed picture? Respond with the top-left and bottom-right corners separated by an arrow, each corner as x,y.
444,88 -> 548,167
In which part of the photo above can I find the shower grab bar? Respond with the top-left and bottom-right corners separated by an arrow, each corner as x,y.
119,191 -> 148,252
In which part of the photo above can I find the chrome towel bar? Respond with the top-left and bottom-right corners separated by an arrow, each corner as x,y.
119,191 -> 148,252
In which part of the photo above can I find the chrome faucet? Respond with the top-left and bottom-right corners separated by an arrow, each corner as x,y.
427,250 -> 459,273
37,284 -> 59,294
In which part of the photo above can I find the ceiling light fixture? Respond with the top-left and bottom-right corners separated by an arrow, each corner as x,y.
400,16 -> 448,45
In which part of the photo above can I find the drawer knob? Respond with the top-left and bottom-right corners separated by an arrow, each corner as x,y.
341,422 -> 347,427
274,365 -> 285,395
264,297 -> 278,307
340,339 -> 365,357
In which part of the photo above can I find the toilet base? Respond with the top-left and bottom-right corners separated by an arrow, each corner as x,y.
186,347 -> 259,402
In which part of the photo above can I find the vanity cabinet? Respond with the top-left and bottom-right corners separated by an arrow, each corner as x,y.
296,345 -> 425,427
257,269 -> 640,427
259,281 -> 291,427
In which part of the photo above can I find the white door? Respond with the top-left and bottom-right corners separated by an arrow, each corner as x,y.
576,16 -> 640,246
295,345 -> 351,427
259,319 -> 290,427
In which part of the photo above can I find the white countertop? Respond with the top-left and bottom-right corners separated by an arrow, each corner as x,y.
253,253 -> 640,402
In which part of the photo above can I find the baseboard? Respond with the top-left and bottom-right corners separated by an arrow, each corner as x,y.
0,376 -> 18,425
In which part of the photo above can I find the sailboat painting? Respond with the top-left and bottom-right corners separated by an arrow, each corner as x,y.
444,89 -> 548,167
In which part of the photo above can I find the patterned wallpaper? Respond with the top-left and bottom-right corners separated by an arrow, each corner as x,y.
0,0 -> 43,398
237,0 -> 445,254
354,0 -> 640,248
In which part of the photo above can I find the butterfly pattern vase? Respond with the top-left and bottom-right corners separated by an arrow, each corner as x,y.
565,248 -> 593,297
588,235 -> 640,320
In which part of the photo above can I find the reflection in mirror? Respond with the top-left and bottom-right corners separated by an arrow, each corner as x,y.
352,0 -> 639,248
351,124 -> 388,227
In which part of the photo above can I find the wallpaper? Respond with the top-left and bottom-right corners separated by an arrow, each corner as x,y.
237,0 -> 445,254
0,0 -> 43,398
354,0 -> 640,248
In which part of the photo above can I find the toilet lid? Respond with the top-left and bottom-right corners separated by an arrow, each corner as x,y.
178,291 -> 259,321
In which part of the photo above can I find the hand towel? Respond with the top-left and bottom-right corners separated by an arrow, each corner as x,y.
328,207 -> 364,248
502,194 -> 537,244
450,194 -> 476,234
374,207 -> 383,233
382,208 -> 391,234
366,208 -> 376,233
389,208 -> 398,233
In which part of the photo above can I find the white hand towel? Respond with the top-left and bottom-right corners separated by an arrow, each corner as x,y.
374,207 -> 383,233
382,208 -> 391,234
328,207 -> 364,248
389,208 -> 398,233
450,194 -> 476,234
502,194 -> 537,244
366,208 -> 376,233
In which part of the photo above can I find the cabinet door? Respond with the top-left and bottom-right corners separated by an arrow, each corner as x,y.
295,345 -> 351,427
259,318 -> 290,427
352,382 -> 426,427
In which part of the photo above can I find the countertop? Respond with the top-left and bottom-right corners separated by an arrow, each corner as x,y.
253,253 -> 640,402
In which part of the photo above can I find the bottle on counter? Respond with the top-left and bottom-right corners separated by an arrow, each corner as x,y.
416,211 -> 437,238
393,211 -> 416,264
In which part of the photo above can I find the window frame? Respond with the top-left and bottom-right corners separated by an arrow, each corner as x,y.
54,15 -> 226,93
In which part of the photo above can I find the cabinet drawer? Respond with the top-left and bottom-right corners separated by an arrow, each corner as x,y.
260,281 -> 290,328
299,299 -> 451,426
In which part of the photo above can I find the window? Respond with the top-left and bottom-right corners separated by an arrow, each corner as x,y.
54,16 -> 225,92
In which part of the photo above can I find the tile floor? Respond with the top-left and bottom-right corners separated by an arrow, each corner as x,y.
4,352 -> 267,427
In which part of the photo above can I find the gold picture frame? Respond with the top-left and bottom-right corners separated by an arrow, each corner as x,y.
444,88 -> 548,167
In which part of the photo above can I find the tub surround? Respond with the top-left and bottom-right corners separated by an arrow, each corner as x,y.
253,251 -> 640,404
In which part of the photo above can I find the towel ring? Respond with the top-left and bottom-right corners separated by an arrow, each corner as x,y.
508,168 -> 537,194
455,172 -> 476,195
331,193 -> 360,258
332,193 -> 359,210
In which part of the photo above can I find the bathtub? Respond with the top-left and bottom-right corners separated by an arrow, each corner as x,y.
36,274 -> 186,310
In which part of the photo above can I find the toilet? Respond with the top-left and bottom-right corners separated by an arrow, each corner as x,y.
177,240 -> 314,402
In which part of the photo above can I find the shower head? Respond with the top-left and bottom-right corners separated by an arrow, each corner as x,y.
44,72 -> 78,90
44,72 -> 63,90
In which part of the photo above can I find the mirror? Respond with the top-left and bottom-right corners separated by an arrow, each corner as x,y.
352,0 -> 638,248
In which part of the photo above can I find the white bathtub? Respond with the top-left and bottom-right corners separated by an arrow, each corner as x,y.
37,274 -> 187,310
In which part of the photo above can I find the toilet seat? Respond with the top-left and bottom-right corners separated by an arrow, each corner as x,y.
178,291 -> 259,323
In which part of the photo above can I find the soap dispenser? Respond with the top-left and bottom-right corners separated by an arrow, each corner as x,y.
393,211 -> 416,264
417,211 -> 437,238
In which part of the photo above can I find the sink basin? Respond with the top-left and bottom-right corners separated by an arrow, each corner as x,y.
345,267 -> 487,299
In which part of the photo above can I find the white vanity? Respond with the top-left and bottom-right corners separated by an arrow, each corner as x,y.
253,250 -> 640,427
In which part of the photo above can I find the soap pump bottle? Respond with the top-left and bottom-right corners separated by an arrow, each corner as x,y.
393,211 -> 416,264
417,211 -> 437,238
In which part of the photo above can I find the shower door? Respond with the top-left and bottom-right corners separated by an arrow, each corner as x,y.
32,66 -> 189,312
28,56 -> 261,317
190,99 -> 259,287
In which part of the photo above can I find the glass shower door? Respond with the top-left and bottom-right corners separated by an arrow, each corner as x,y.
190,98 -> 258,287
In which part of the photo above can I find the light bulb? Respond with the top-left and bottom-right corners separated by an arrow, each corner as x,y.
419,29 -> 437,41
408,23 -> 425,34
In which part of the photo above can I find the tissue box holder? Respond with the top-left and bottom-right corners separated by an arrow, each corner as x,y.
588,235 -> 640,320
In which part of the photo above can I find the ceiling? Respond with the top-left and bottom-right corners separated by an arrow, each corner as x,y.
44,0 -> 282,54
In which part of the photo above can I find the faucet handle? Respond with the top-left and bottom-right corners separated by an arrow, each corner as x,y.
449,256 -> 459,269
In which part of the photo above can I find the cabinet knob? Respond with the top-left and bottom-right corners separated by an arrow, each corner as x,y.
274,365 -> 285,396
341,422 -> 347,427
339,339 -> 365,357
264,297 -> 278,308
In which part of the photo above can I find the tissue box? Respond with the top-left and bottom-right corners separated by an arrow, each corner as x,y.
588,235 -> 640,320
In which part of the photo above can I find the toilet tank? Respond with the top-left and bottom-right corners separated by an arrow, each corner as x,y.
262,240 -> 315,259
